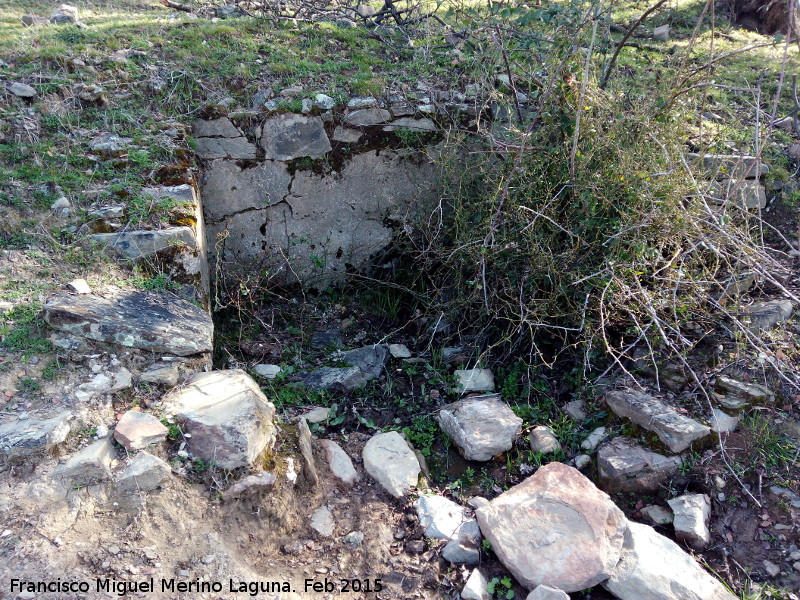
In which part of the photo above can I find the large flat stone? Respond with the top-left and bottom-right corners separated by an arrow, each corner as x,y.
605,388 -> 710,453
668,493 -> 711,550
475,462 -> 626,592
597,437 -> 682,493
0,412 -> 71,461
362,431 -> 420,498
260,114 -> 331,160
742,300 -> 793,332
438,395 -> 521,461
603,521 -> 738,600
44,292 -> 213,356
163,370 -> 276,469
344,108 -> 391,126
90,227 -> 196,260
194,117 -> 241,138
195,137 -> 257,160
706,179 -> 766,209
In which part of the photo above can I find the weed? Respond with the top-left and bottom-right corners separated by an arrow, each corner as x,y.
161,418 -> 181,441
397,414 -> 439,457
0,304 -> 52,355
41,359 -> 59,381
486,576 -> 515,599
19,377 -> 40,394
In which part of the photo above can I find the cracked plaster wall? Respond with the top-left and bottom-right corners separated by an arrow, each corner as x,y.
202,148 -> 437,288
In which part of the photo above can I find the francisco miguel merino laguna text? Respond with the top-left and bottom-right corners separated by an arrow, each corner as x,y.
11,577 -> 384,596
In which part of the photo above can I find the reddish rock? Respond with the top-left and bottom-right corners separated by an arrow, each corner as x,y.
475,462 -> 626,592
114,411 -> 168,451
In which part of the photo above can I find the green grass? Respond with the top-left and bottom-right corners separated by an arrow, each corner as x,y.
0,303 -> 52,355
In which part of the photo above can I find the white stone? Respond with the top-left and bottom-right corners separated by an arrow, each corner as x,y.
66,279 -> 92,294
310,506 -> 335,537
667,494 -> 711,550
0,412 -> 72,460
581,426 -> 606,451
110,368 -> 132,393
318,439 -> 358,485
603,521 -> 738,600
529,425 -> 561,453
347,97 -> 377,109
573,454 -> 591,470
462,570 -> 491,600
415,495 -> 479,540
454,368 -> 495,394
10,82 -> 36,98
253,364 -> 281,379
388,343 -> 412,358
438,395 -> 521,461
314,93 -> 336,110
140,363 -> 180,386
527,586 -> 569,600
301,407 -> 330,423
709,409 -> 738,433
362,431 -> 420,498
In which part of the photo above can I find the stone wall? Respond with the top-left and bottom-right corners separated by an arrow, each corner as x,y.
197,112 -> 440,288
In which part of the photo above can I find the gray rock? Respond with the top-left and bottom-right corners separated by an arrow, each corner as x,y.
74,372 -> 115,402
706,179 -> 766,209
310,506 -> 334,536
21,15 -> 51,26
260,114 -> 331,160
714,375 -> 773,407
605,388 -> 710,453
384,117 -> 437,132
573,454 -> 591,470
195,137 -> 257,160
454,368 -> 495,394
332,126 -> 362,143
140,363 -> 181,386
476,462 -> 626,592
0,412 -> 71,460
688,153 -> 768,179
388,343 -> 412,358
116,452 -> 171,493
347,97 -> 377,109
110,368 -> 133,393
362,431 -> 420,498
603,521 -> 737,600
113,411 -> 168,451
50,4 -> 78,23
44,291 -> 213,357
280,85 -> 304,97
90,227 -> 196,261
301,98 -> 313,114
89,133 -> 132,156
314,94 -> 336,110
66,279 -> 92,294
299,366 -> 366,391
163,370 -> 277,469
581,426 -> 606,451
438,395 -> 521,461
598,437 -> 682,493
564,399 -> 587,421
253,364 -> 281,379
319,439 -> 358,485
56,438 -> 114,484
653,24 -> 670,40
462,570 -> 491,600
529,425 -> 561,453
297,417 -> 319,485
341,344 -> 388,379
389,104 -> 415,117
9,82 -> 36,98
742,300 -> 793,332
344,108 -> 392,126
343,530 -> 364,546
640,504 -> 674,525
193,117 -> 241,138
223,472 -> 277,499
527,586 -> 569,600
442,537 -> 480,565
709,409 -> 738,433
667,494 -> 711,550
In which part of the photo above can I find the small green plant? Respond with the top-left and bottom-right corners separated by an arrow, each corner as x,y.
19,377 -> 40,394
161,418 -> 181,440
486,576 -> 515,599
